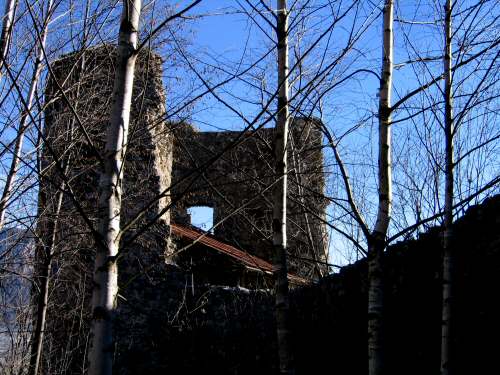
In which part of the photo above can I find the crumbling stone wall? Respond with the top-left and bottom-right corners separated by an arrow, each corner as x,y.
171,119 -> 329,279
146,195 -> 500,375
38,44 -> 330,373
39,45 -> 172,373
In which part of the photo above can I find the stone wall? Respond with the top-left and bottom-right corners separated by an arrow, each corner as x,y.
143,195 -> 500,375
39,45 -> 172,374
171,118 -> 329,279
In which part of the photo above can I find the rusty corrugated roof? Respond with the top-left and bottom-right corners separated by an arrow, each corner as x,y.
171,223 -> 308,285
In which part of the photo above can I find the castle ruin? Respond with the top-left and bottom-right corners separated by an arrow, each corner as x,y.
38,45 -> 328,372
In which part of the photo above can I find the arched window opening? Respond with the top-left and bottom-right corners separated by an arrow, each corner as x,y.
187,206 -> 214,233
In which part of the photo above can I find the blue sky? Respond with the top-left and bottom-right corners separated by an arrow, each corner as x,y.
169,1 -> 383,266
167,0 -> 499,268
0,0 -> 497,270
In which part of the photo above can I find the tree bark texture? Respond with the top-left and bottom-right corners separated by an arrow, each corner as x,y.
29,169 -> 67,375
274,1 -> 294,374
368,1 -> 393,375
0,0 -> 16,74
88,1 -> 141,375
441,0 -> 455,374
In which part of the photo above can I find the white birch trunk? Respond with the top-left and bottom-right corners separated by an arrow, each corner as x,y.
0,0 -> 51,231
30,8 -> 88,366
368,1 -> 393,374
274,1 -> 294,373
29,168 -> 67,375
0,0 -> 16,74
440,0 -> 454,373
88,1 -> 141,374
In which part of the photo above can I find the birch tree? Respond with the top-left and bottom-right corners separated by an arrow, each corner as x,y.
440,1 -> 454,373
0,0 -> 16,76
368,1 -> 393,374
88,1 -> 142,374
29,162 -> 68,375
274,0 -> 294,373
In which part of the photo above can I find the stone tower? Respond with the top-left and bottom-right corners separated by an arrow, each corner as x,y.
39,45 -> 172,373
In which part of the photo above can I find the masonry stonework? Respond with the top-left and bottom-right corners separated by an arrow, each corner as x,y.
135,195 -> 500,375
40,45 -> 172,373
171,119 -> 329,279
38,45 -> 329,373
